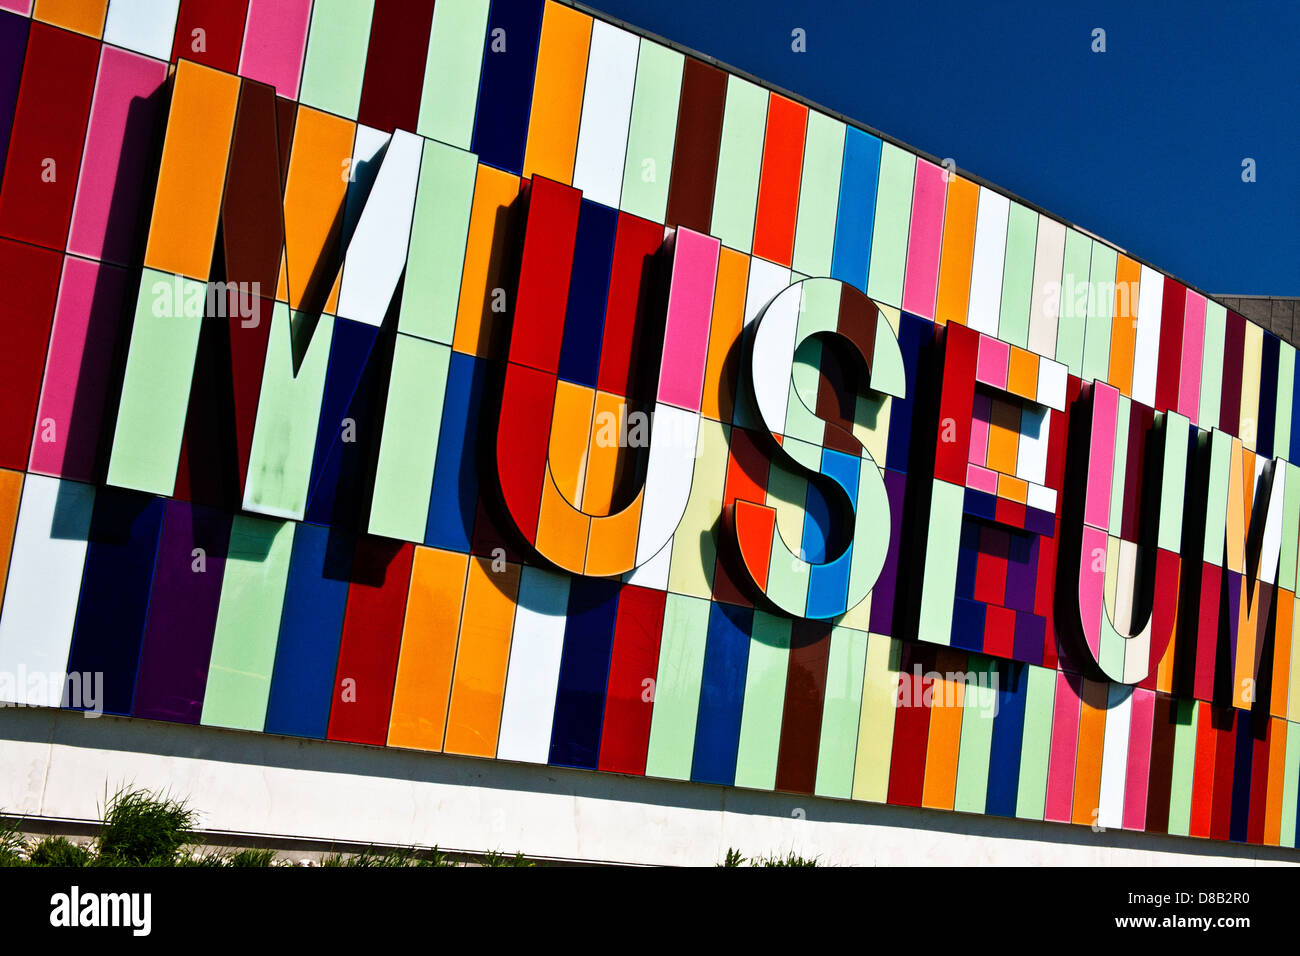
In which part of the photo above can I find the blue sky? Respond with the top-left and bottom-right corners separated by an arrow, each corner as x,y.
587,0 -> 1298,296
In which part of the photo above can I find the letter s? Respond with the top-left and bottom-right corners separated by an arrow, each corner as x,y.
730,278 -> 905,619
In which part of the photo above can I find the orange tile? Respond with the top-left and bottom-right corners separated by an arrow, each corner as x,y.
277,106 -> 354,311
443,557 -> 521,757
583,391 -> 639,515
1007,346 -> 1038,400
1070,679 -> 1108,825
522,2 -> 592,183
1235,573 -> 1267,709
549,380 -> 595,505
1271,591 -> 1293,718
143,61 -> 240,280
920,651 -> 965,810
452,165 -> 524,358
701,247 -> 748,422
536,470 -> 592,573
1107,255 -> 1141,394
933,175 -> 978,325
34,0 -> 108,37
584,489 -> 644,577
997,474 -> 1028,504
387,548 -> 469,751
1264,718 -> 1287,845
985,396 -> 1021,475
0,469 -> 22,602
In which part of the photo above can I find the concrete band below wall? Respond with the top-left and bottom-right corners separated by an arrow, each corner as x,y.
0,706 -> 1294,866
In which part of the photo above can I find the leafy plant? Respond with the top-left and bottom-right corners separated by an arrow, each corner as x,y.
720,848 -> 747,867
225,847 -> 277,867
0,819 -> 27,866
478,850 -> 533,867
27,836 -> 91,867
95,787 -> 197,866
175,847 -> 228,867
757,851 -> 818,867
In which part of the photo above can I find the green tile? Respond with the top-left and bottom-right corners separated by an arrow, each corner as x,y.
710,77 -> 766,253
865,143 -> 914,308
1015,664 -> 1056,820
918,479 -> 964,645
242,306 -> 335,521
368,336 -> 451,541
1276,343 -> 1295,461
791,112 -> 845,277
399,140 -> 478,343
107,270 -> 205,496
1281,721 -> 1300,847
1166,699 -> 1199,836
201,517 -> 295,731
417,0 -> 490,149
619,40 -> 683,222
1082,241 -> 1118,384
1281,463 -> 1300,592
953,658 -> 998,812
997,204 -> 1038,349
1054,229 -> 1092,377
813,625 -> 869,798
644,593 -> 712,780
1202,430 -> 1233,564
733,611 -> 791,790
298,0 -> 375,120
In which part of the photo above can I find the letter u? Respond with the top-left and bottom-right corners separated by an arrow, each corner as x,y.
1073,382 -> 1187,683
494,177 -> 719,575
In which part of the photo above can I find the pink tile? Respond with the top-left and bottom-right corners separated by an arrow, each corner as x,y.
1078,526 -> 1107,660
901,158 -> 946,319
29,256 -> 131,481
239,0 -> 311,99
1178,291 -> 1206,424
1044,671 -> 1083,823
67,46 -> 168,263
1122,687 -> 1155,830
1084,382 -> 1118,530
656,228 -> 719,412
965,463 -> 998,494
975,334 -> 1010,390
0,0 -> 32,15
968,391 -> 992,465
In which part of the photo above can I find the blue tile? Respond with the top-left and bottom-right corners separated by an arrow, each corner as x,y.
548,576 -> 620,769
264,523 -> 352,738
691,602 -> 752,786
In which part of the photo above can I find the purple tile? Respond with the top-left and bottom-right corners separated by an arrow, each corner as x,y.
130,500 -> 231,723
869,468 -> 906,635
0,13 -> 29,177
1012,611 -> 1046,665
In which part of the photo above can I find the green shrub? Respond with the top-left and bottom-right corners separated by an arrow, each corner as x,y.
0,819 -> 26,866
757,851 -> 818,867
319,845 -> 463,867
28,836 -> 91,867
478,850 -> 533,867
95,788 -> 196,866
719,848 -> 820,867
174,847 -> 228,867
225,848 -> 277,867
